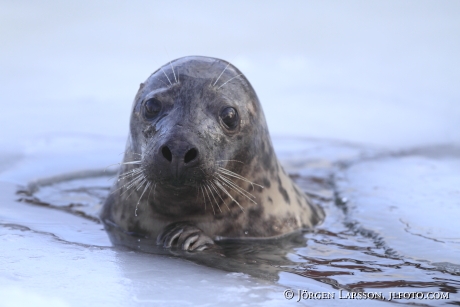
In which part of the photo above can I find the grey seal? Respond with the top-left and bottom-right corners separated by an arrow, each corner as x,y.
100,56 -> 324,251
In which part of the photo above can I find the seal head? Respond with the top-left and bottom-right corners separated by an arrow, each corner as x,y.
101,56 -> 324,251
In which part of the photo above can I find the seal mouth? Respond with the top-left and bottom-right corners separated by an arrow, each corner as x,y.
160,179 -> 199,189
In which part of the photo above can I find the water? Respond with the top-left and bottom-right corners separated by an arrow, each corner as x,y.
1,1 -> 460,306
1,136 -> 459,306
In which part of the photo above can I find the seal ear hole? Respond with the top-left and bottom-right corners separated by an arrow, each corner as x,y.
162,146 -> 172,162
184,148 -> 198,164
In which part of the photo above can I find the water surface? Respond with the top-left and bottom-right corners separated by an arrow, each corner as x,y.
2,135 -> 458,306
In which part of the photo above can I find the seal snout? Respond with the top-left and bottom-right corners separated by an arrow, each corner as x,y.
161,145 -> 198,165
155,138 -> 200,185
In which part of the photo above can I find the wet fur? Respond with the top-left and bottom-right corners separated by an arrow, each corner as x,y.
100,56 -> 324,250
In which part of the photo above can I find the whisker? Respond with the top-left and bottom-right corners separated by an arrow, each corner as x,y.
157,78 -> 169,87
161,68 -> 173,86
218,167 -> 264,190
104,160 -> 142,172
124,177 -> 146,200
217,174 -> 256,200
217,73 -> 243,89
111,171 -> 144,194
116,167 -> 143,181
135,181 -> 151,217
206,181 -> 222,213
168,60 -> 178,83
195,185 -> 200,202
118,167 -> 143,176
216,176 -> 258,208
147,182 -> 155,202
200,185 -> 207,212
115,174 -> 142,189
203,183 -> 215,215
119,174 -> 145,197
215,159 -> 245,164
122,161 -> 142,165
124,175 -> 145,193
136,178 -> 147,191
209,179 -> 229,211
213,179 -> 244,212
212,63 -> 230,86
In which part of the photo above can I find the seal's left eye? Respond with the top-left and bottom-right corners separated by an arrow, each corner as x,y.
220,107 -> 239,130
144,98 -> 162,119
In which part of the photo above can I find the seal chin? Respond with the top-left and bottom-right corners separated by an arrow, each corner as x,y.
162,179 -> 199,190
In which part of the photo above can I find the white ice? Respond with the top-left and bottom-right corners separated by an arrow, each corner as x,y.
1,1 -> 459,306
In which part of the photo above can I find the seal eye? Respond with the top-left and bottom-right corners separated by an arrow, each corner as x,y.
144,98 -> 162,119
220,107 -> 239,130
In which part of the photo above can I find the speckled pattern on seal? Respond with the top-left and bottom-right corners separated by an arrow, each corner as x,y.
100,56 -> 325,251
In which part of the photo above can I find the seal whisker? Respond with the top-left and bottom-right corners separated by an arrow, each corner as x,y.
195,185 -> 200,202
104,160 -> 142,172
199,185 -> 207,212
217,174 -> 257,201
117,172 -> 142,181
212,63 -> 230,87
111,171 -> 144,194
118,173 -> 145,195
116,167 -> 144,181
120,175 -> 146,200
203,183 -> 216,215
218,167 -> 264,190
168,60 -> 178,84
129,152 -> 143,157
209,179 -> 229,211
213,179 -> 244,212
160,68 -> 173,86
217,178 -> 257,206
136,178 -> 147,191
147,181 -> 155,202
121,161 -> 143,165
206,180 -> 222,213
157,78 -> 169,87
215,159 -> 245,164
217,73 -> 244,90
123,174 -> 145,192
121,151 -> 143,158
135,181 -> 151,217
104,162 -> 121,172
118,167 -> 142,177
109,164 -> 143,179
216,176 -> 258,207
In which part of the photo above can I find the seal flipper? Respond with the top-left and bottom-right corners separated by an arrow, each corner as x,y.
157,222 -> 214,251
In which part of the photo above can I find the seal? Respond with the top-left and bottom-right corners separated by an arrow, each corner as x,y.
100,56 -> 325,251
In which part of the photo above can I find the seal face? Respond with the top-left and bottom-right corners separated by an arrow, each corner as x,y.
100,56 -> 324,251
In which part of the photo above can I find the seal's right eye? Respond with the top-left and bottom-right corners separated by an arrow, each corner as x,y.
143,98 -> 162,119
220,107 -> 239,130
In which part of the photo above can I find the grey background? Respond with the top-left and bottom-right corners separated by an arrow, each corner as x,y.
1,1 -> 459,148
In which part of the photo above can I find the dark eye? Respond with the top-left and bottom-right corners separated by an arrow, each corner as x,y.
144,98 -> 161,119
220,107 -> 239,130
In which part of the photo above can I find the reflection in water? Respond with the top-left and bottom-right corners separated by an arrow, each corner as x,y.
17,147 -> 460,305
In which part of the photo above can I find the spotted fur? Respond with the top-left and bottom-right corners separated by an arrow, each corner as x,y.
100,56 -> 325,250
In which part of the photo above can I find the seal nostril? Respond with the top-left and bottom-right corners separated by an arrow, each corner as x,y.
162,146 -> 172,162
184,148 -> 198,164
